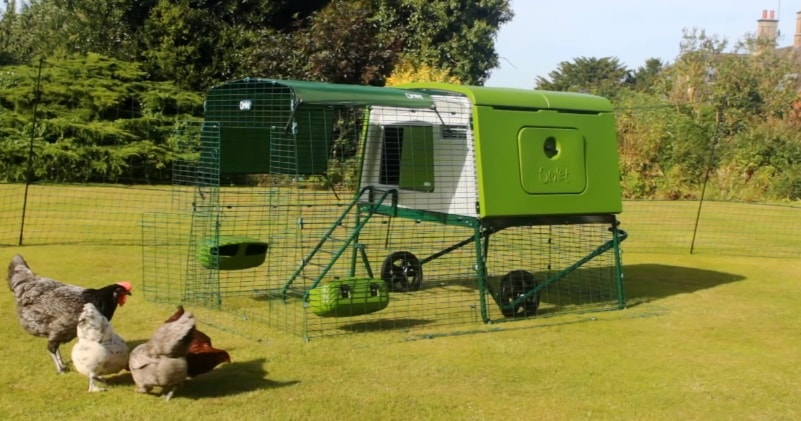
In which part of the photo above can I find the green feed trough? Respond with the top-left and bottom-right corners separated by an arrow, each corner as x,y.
196,235 -> 268,270
307,277 -> 390,317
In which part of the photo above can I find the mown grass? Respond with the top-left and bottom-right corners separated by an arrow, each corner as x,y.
2,184 -> 801,419
1,245 -> 800,420
621,200 -> 801,257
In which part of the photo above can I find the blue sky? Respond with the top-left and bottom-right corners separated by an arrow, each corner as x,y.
486,0 -> 798,89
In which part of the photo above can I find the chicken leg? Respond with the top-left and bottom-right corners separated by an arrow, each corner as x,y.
163,386 -> 178,401
48,341 -> 66,374
88,375 -> 108,392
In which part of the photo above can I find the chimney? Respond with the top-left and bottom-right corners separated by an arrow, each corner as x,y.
795,10 -> 801,49
757,9 -> 779,46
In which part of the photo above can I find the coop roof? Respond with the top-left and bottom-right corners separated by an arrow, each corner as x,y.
396,82 -> 613,112
210,78 -> 437,109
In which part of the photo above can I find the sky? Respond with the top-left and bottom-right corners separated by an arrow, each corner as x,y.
486,0 -> 800,89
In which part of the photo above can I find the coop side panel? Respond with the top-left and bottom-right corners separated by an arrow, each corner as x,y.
472,106 -> 622,217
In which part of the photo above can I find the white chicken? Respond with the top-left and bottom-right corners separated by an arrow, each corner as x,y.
70,303 -> 130,392
129,309 -> 195,401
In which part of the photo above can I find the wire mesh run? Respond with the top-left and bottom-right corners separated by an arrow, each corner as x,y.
140,79 -> 626,339
141,181 -> 625,338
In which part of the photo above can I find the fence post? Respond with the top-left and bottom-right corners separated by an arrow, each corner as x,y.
690,102 -> 724,254
18,57 -> 44,246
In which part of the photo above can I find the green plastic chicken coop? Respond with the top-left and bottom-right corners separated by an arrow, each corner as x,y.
142,78 -> 627,339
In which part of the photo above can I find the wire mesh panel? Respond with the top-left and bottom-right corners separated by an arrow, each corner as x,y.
1,182 -> 173,246
483,223 -> 624,322
141,211 -> 193,304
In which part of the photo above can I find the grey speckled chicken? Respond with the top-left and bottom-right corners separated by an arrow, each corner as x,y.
6,254 -> 132,374
128,309 -> 195,401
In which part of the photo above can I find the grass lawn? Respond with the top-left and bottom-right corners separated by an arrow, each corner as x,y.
1,245 -> 799,420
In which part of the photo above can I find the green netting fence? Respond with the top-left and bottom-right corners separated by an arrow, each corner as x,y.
620,200 -> 801,258
4,186 -> 800,257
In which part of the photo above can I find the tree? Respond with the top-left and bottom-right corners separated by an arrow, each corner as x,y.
0,0 -> 73,63
667,28 -> 728,110
141,0 -> 227,90
296,0 -> 404,85
535,56 -> 630,97
0,0 -> 16,64
0,54 -> 204,183
2,0 -> 511,90
141,0 -> 337,90
385,56 -> 461,86
615,28 -> 801,201
629,57 -> 666,93
47,0 -> 152,60
376,0 -> 512,85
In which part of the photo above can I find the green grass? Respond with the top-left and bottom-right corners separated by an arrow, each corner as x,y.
2,184 -> 801,418
1,246 -> 801,420
622,200 -> 801,257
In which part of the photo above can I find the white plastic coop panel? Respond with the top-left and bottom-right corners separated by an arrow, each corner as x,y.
362,95 -> 477,217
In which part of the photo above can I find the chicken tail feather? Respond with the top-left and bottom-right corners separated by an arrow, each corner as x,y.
7,254 -> 34,292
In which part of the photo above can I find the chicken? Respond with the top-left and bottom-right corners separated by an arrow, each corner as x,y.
6,254 -> 132,374
165,305 -> 231,378
71,303 -> 130,392
129,309 -> 195,400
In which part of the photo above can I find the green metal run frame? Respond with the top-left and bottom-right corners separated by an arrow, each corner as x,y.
280,186 -> 398,301
482,222 -> 628,321
348,202 -> 629,323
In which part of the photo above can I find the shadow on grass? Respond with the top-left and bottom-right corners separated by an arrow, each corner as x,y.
338,318 -> 434,332
104,357 -> 297,398
624,263 -> 746,305
181,358 -> 298,398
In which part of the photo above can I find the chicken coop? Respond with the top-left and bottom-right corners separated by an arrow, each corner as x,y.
141,78 -> 628,339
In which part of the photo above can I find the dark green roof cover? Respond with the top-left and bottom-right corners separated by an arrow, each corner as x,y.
396,82 -> 613,112
212,78 -> 436,109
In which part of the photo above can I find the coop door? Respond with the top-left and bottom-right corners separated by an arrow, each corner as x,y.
518,127 -> 587,194
379,125 -> 434,192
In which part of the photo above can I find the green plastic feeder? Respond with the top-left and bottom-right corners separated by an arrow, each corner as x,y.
197,235 -> 268,270
308,277 -> 390,317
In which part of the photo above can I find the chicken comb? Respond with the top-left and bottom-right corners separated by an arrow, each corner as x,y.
116,281 -> 133,292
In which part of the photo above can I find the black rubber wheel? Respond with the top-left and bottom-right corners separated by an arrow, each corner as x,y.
499,270 -> 540,318
380,251 -> 423,292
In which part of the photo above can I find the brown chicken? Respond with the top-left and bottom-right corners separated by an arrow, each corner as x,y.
164,305 -> 231,378
6,254 -> 132,373
129,309 -> 195,400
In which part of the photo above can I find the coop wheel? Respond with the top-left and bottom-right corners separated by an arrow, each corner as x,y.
499,270 -> 540,318
380,251 -> 423,292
